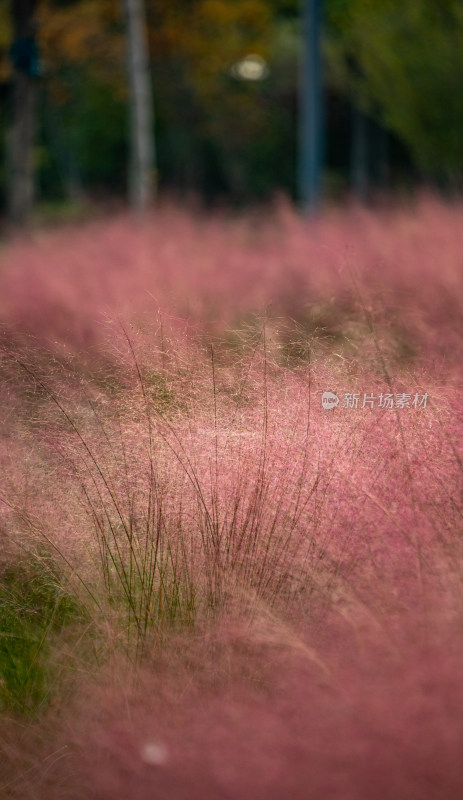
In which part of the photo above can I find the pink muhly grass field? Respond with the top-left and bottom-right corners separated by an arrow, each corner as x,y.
1,192 -> 462,371
0,196 -> 463,799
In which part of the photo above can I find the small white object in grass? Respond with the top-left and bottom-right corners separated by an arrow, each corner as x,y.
140,740 -> 169,766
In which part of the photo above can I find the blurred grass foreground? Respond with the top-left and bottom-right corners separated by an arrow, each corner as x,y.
1,196 -> 463,799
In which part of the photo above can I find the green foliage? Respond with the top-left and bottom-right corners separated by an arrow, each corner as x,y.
39,70 -> 127,196
326,0 -> 463,184
3,0 -> 463,205
0,552 -> 81,716
70,74 -> 127,191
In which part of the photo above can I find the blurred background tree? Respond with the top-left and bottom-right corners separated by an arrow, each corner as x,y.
326,0 -> 463,193
122,0 -> 155,211
0,0 -> 462,222
6,0 -> 40,225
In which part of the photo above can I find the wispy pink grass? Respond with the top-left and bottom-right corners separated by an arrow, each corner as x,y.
1,196 -> 463,799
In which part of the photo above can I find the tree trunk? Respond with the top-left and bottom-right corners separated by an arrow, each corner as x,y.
350,103 -> 368,202
7,0 -> 39,227
375,121 -> 389,195
122,0 -> 156,212
298,0 -> 324,214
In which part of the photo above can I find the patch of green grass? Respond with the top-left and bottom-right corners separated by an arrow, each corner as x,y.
142,370 -> 181,412
0,552 -> 83,716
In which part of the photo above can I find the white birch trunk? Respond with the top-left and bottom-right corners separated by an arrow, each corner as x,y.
122,0 -> 156,211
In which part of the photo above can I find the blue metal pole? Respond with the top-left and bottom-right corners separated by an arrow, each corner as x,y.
299,0 -> 324,214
